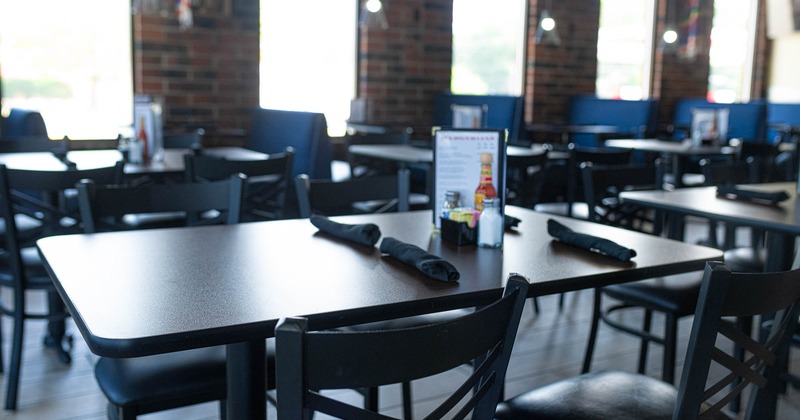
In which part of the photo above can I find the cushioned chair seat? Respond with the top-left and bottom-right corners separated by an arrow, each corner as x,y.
601,275 -> 701,316
95,346 -> 276,413
495,371 -> 677,420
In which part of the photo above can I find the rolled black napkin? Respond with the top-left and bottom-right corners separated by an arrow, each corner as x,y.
504,215 -> 521,230
717,185 -> 790,204
379,237 -> 460,282
547,219 -> 636,262
310,215 -> 381,247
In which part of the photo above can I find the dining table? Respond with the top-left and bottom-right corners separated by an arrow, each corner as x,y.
604,138 -> 735,187
0,146 -> 269,179
37,206 -> 722,419
620,182 -> 799,272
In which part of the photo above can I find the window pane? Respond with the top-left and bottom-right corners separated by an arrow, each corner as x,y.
0,0 -> 132,139
451,0 -> 526,95
260,1 -> 356,137
709,0 -> 756,103
596,0 -> 654,100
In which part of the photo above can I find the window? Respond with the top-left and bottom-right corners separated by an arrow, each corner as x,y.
260,1 -> 357,137
596,0 -> 655,100
708,0 -> 757,103
451,0 -> 526,95
0,0 -> 132,139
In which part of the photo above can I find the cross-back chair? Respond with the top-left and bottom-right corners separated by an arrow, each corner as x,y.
294,169 -> 410,218
183,147 -> 294,221
497,261 -> 800,419
506,147 -> 549,208
75,174 -> 261,420
0,162 -> 124,410
276,274 -> 530,420
580,159 -> 702,386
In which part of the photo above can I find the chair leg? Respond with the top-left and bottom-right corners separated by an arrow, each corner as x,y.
662,314 -> 678,385
558,293 -> 565,311
219,399 -> 228,420
581,289 -> 603,374
531,297 -> 540,315
363,387 -> 379,413
637,309 -> 653,374
5,304 -> 25,410
401,381 -> 413,420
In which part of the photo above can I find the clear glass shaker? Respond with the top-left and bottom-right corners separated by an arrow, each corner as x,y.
478,198 -> 503,248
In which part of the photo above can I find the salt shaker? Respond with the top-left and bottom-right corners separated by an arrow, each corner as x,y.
478,198 -> 503,248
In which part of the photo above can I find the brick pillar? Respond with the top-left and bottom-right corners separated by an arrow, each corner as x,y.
358,0 -> 453,137
132,0 -> 260,135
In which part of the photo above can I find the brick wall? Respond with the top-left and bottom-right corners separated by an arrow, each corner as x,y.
130,0 -> 770,142
524,0 -> 600,125
357,0 -> 453,137
133,0 -> 259,138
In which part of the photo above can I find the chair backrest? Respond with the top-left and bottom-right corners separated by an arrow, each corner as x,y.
673,261 -> 800,419
568,144 -> 633,205
76,174 -> 245,233
580,160 -> 665,232
0,108 -> 49,139
506,148 -> 549,208
275,274 -> 530,420
699,158 -> 756,186
294,169 -> 410,218
184,148 -> 294,221
247,108 -> 332,180
0,162 -> 124,240
163,129 -> 204,149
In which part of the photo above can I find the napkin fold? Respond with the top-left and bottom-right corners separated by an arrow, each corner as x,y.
504,215 -> 521,230
310,215 -> 381,247
716,185 -> 790,204
379,237 -> 460,282
547,219 -> 637,262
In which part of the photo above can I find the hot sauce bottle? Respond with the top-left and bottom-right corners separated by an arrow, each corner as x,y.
474,152 -> 497,211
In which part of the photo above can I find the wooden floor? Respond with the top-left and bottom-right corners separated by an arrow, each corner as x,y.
2,218 -> 800,419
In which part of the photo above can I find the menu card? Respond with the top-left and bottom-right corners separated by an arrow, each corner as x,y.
432,128 -> 507,229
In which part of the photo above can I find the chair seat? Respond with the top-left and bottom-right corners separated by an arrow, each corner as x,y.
495,370 -> 677,420
602,274 -> 701,316
723,247 -> 765,273
95,347 -> 227,408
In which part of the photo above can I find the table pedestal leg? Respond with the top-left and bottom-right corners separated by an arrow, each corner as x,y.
227,340 -> 266,419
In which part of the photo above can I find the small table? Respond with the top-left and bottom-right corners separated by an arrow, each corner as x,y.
0,147 -> 269,178
604,138 -> 734,187
38,207 -> 721,419
620,182 -> 800,272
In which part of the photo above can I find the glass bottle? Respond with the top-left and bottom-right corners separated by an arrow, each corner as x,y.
442,190 -> 461,219
474,152 -> 497,211
137,115 -> 150,164
478,198 -> 503,248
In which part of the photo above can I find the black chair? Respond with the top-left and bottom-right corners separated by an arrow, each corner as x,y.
75,174 -> 262,420
567,144 -> 633,218
580,160 -> 702,385
497,261 -> 800,419
345,128 -> 412,178
506,147 -> 549,208
163,128 -> 204,149
0,162 -> 124,410
184,147 -> 294,221
699,158 -> 765,274
294,169 -> 410,218
275,274 -> 530,420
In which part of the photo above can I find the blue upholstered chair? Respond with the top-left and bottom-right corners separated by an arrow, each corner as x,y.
671,99 -> 767,142
432,93 -> 525,145
0,108 -> 49,139
247,108 -> 332,180
567,96 -> 659,147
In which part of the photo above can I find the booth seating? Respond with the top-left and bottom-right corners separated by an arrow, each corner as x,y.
766,102 -> 800,144
432,93 -> 525,145
671,98 -> 766,142
567,96 -> 659,147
